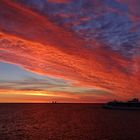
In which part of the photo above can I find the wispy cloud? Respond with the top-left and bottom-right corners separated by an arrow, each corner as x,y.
0,0 -> 140,102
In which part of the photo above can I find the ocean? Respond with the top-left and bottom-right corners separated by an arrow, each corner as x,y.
0,103 -> 140,140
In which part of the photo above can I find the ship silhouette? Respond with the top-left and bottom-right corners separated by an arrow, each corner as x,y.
104,98 -> 140,110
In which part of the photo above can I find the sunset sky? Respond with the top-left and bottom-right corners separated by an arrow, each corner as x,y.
0,0 -> 140,102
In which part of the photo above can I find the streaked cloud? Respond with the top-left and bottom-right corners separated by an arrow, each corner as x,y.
0,0 -> 140,102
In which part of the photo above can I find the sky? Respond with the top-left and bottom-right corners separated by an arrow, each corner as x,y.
0,0 -> 140,102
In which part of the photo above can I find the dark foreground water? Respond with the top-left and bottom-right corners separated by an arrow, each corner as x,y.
0,104 -> 140,140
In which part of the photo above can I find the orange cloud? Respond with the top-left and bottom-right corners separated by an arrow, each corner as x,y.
0,88 -> 110,103
0,0 -> 140,102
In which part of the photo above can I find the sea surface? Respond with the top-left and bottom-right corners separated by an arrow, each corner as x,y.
0,103 -> 140,140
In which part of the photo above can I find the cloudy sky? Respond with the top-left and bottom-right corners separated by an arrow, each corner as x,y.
0,0 -> 140,102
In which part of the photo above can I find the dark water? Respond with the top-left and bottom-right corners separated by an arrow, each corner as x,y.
0,104 -> 140,140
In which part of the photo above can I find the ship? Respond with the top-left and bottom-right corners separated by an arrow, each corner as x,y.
103,98 -> 140,110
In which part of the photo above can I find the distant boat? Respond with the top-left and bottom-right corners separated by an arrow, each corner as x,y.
103,98 -> 140,110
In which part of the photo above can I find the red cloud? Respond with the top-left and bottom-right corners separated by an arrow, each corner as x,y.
0,0 -> 140,101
